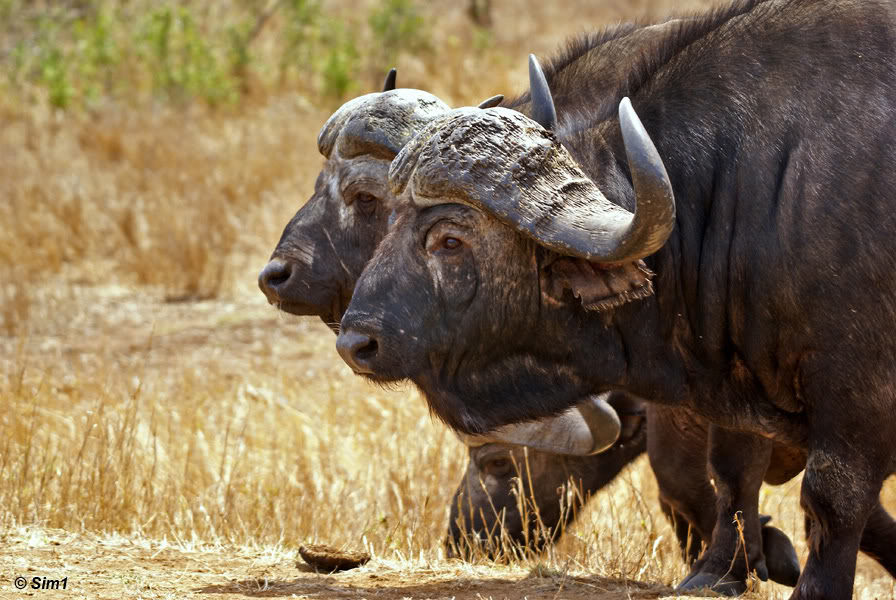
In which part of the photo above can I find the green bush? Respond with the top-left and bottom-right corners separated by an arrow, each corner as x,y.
368,0 -> 429,75
0,0 -> 433,109
279,0 -> 322,82
320,22 -> 360,100
140,6 -> 237,104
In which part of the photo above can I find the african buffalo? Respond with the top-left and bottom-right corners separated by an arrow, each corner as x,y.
257,73 -> 610,454
261,27 -> 797,593
451,399 -> 801,592
337,1 -> 896,598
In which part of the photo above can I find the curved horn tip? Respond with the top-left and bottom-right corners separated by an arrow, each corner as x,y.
382,68 -> 397,92
454,430 -> 488,448
580,394 -> 622,454
618,97 -> 646,139
618,96 -> 665,168
617,95 -> 677,257
528,54 -> 557,131
477,94 -> 504,109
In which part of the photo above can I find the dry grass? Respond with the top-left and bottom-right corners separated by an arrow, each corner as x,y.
0,96 -> 323,302
1,1 -> 894,598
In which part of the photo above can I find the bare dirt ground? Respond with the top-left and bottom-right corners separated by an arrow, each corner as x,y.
0,526 -> 747,600
0,528 -> 679,600
2,526 -> 894,599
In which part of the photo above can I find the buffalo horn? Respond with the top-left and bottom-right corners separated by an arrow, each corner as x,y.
317,89 -> 450,160
528,54 -> 557,130
457,394 -> 621,455
477,94 -> 504,109
391,98 -> 675,263
382,68 -> 397,92
614,97 -> 677,260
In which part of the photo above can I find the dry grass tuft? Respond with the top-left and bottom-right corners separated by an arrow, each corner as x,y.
0,95 -> 324,300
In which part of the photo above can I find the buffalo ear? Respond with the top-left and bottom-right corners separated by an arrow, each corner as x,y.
543,257 -> 655,312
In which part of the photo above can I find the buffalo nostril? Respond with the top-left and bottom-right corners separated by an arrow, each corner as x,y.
258,259 -> 292,301
356,338 -> 378,361
336,329 -> 379,374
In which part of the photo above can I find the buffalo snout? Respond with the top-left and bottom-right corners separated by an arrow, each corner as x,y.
336,328 -> 380,374
258,258 -> 293,304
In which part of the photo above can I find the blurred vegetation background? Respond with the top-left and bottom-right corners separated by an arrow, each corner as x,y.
0,0 -> 713,110
1,0 -> 433,108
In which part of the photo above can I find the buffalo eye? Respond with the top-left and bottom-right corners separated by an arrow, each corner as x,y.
483,457 -> 512,478
425,221 -> 468,255
354,192 -> 377,216
442,237 -> 462,250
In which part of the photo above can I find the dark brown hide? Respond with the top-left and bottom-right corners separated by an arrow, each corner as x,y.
339,2 -> 896,598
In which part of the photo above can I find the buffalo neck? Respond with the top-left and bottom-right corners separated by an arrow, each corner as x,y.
544,2 -> 875,439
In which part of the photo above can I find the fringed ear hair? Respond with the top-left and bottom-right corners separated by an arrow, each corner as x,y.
545,258 -> 655,312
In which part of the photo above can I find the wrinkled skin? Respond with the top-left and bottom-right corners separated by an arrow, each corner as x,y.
340,194 -> 801,592
339,2 -> 896,598
261,157 -> 393,329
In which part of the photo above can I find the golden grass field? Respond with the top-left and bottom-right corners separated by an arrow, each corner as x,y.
1,0 -> 894,598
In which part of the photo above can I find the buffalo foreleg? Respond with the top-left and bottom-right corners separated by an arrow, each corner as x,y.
677,425 -> 773,596
660,498 -> 706,564
648,406 -> 717,564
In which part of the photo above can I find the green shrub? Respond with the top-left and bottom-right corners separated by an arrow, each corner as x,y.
73,8 -> 120,102
368,0 -> 429,71
0,0 -> 433,109
320,22 -> 360,100
227,20 -> 253,92
279,0 -> 322,83
32,19 -> 74,109
142,7 -> 175,92
140,6 -> 237,104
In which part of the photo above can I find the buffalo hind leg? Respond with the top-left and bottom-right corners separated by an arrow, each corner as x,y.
790,384 -> 894,600
677,426 -> 773,596
859,498 -> 896,577
661,498 -> 704,564
805,496 -> 896,581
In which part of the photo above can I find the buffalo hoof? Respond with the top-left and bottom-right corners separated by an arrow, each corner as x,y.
676,572 -> 748,597
763,525 -> 801,587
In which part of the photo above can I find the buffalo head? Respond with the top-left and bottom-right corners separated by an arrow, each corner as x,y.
262,68 -> 623,454
258,73 -> 451,328
337,57 -> 676,436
